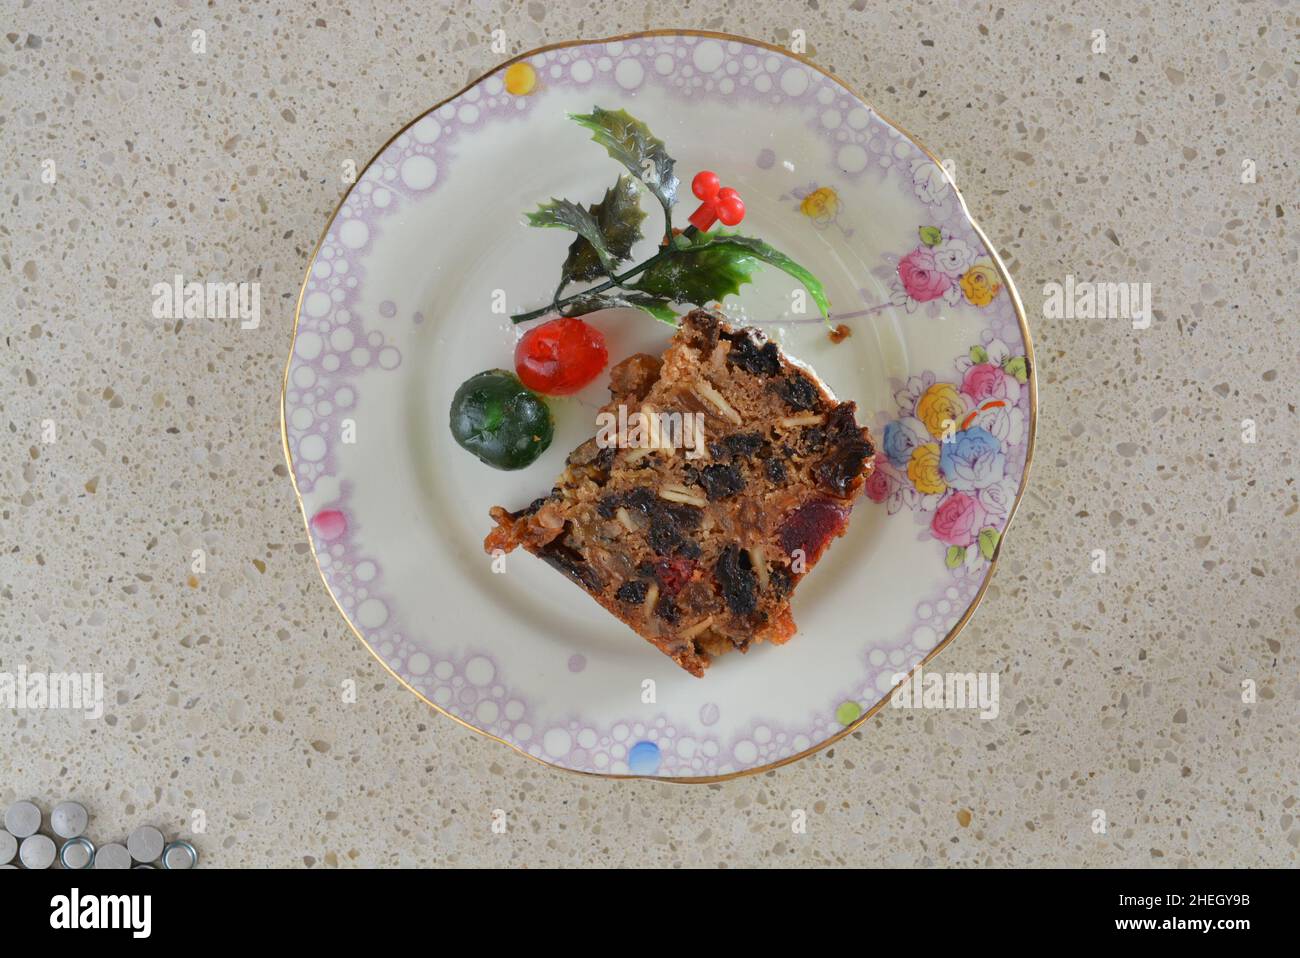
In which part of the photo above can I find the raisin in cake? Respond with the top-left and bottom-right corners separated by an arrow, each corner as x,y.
484,308 -> 875,676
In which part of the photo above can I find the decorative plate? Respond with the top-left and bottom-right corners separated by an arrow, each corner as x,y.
281,31 -> 1036,780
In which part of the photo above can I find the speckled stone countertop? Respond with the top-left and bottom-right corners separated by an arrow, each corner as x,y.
2,1 -> 1296,867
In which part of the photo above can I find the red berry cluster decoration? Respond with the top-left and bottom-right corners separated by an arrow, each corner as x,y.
687,170 -> 745,232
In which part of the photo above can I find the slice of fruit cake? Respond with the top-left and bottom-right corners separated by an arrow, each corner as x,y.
484,308 -> 875,676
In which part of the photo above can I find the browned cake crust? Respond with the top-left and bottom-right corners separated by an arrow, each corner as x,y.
485,308 -> 875,676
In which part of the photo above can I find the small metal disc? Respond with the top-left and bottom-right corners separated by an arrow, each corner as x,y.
161,840 -> 198,870
60,836 -> 96,870
19,834 -> 57,870
0,864 -> 16,869
50,801 -> 89,839
127,825 -> 165,863
93,842 -> 132,869
4,801 -> 42,839
133,864 -> 157,869
0,829 -> 17,865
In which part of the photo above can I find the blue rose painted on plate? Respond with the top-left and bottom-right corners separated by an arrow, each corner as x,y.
882,417 -> 929,468
939,426 -> 1006,491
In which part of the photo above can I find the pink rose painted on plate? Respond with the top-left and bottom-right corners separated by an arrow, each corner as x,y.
896,246 -> 952,303
864,456 -> 900,504
960,362 -> 1016,406
930,492 -> 987,548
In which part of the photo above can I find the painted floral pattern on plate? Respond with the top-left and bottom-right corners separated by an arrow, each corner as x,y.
870,335 -> 1030,573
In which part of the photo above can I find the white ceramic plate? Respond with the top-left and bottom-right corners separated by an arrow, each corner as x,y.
282,31 -> 1036,780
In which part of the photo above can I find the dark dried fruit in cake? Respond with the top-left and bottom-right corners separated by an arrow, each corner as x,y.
484,308 -> 874,677
538,534 -> 603,592
686,463 -> 745,500
710,432 -> 764,460
725,331 -> 782,377
778,499 -> 851,566
714,545 -> 759,617
779,374 -> 822,411
813,405 -> 876,496
615,579 -> 650,604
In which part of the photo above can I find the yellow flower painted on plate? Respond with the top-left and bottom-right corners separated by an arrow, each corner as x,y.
916,383 -> 967,439
504,62 -> 537,96
960,260 -> 1002,307
799,186 -> 839,222
907,443 -> 946,495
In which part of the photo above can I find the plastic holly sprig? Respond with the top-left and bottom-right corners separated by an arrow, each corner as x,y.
511,107 -> 827,325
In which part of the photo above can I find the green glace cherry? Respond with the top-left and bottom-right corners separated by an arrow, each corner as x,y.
449,369 -> 554,470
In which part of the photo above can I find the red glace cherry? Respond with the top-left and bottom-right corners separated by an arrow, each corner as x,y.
653,556 -> 697,597
688,170 -> 745,231
514,316 -> 608,396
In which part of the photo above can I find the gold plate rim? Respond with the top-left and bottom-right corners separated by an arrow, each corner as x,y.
279,28 -> 1039,784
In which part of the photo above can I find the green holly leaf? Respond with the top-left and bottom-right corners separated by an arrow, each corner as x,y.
919,226 -> 943,247
525,197 -> 618,276
563,291 -> 679,326
977,527 -> 1000,561
631,241 -> 762,306
569,108 -> 679,223
561,175 -> 647,284
699,233 -> 830,317
969,345 -> 989,364
1003,355 -> 1028,383
945,545 -> 966,568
